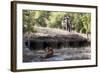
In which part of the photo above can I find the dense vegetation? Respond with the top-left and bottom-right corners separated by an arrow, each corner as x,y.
23,10 -> 91,34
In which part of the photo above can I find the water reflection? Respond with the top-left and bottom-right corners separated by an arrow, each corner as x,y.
23,46 -> 91,62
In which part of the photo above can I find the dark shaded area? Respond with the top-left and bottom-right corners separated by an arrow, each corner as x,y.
25,34 -> 90,50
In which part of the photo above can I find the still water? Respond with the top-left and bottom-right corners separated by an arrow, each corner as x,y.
23,46 -> 91,62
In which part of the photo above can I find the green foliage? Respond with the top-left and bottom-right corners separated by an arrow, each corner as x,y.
34,11 -> 50,27
23,10 -> 36,33
23,10 -> 91,34
48,12 -> 64,28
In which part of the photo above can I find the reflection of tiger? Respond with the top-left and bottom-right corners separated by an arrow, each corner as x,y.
45,47 -> 54,58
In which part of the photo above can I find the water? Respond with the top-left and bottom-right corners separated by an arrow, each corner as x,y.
23,46 -> 91,62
